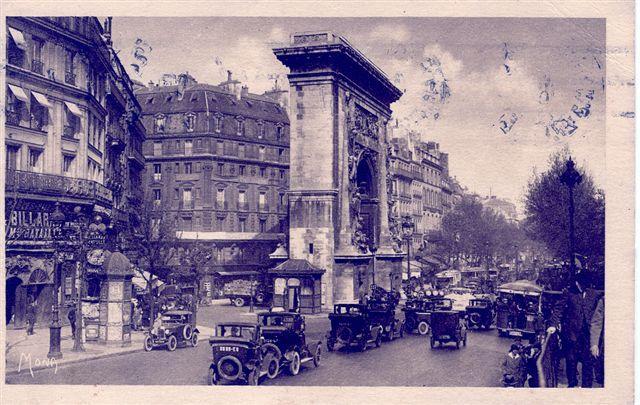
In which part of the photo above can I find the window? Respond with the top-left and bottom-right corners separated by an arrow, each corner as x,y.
31,37 -> 44,74
239,165 -> 245,176
64,49 -> 75,85
239,218 -> 246,232
259,219 -> 266,233
184,140 -> 193,155
154,115 -> 166,133
63,104 -> 80,139
174,162 -> 180,174
184,162 -> 193,174
217,140 -> 224,155
174,188 -> 180,199
259,167 -> 266,177
153,164 -> 162,180
175,140 -> 180,152
153,189 -> 162,203
184,113 -> 195,132
236,118 -> 245,135
7,28 -> 25,67
28,148 -> 42,172
216,189 -> 225,203
195,162 -> 202,173
217,163 -> 224,175
258,121 -> 265,139
183,188 -> 192,202
6,145 -> 20,170
308,243 -> 314,254
279,193 -> 285,207
238,143 -> 245,158
153,142 -> 162,156
278,148 -> 284,161
259,192 -> 266,208
276,125 -> 284,140
214,115 -> 222,132
238,190 -> 246,204
279,169 -> 285,179
62,155 -> 74,174
259,146 -> 266,161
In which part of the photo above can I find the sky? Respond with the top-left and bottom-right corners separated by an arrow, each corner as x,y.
111,17 -> 606,213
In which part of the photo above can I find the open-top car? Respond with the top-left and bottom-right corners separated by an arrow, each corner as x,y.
257,311 -> 322,376
326,304 -> 383,352
144,310 -> 199,351
430,310 -> 467,349
207,322 -> 280,385
402,299 -> 435,335
495,280 -> 545,339
465,298 -> 495,329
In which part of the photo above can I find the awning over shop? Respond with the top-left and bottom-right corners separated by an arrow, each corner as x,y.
64,101 -> 83,117
8,27 -> 26,50
213,270 -> 260,277
269,259 -> 325,275
8,84 -> 28,102
31,91 -> 52,108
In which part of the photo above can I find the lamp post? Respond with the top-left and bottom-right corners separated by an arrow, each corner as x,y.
72,206 -> 107,352
401,215 -> 415,283
514,244 -> 519,278
47,202 -> 65,360
559,157 -> 582,278
370,244 -> 378,287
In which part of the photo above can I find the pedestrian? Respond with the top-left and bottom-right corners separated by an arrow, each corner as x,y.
67,305 -> 77,338
590,296 -> 604,385
548,268 -> 600,388
501,343 -> 526,387
26,300 -> 37,336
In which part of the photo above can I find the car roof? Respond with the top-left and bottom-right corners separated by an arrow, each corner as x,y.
163,310 -> 192,315
217,322 -> 257,327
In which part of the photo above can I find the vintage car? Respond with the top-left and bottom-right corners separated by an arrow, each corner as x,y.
465,298 -> 495,329
429,310 -> 467,349
367,299 -> 405,341
257,311 -> 322,376
495,280 -> 545,339
207,322 -> 279,385
326,304 -> 383,352
431,297 -> 454,311
144,310 -> 199,351
402,299 -> 434,335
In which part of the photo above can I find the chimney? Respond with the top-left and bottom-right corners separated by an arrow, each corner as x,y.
241,85 -> 249,98
227,70 -> 232,82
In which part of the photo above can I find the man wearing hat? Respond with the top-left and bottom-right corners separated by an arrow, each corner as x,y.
548,257 -> 601,388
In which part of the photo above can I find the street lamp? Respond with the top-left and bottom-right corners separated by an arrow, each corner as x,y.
401,216 -> 415,283
72,206 -> 107,352
370,244 -> 378,286
514,244 -> 519,278
47,202 -> 65,360
559,157 -> 583,278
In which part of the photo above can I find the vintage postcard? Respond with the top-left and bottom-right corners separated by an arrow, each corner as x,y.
1,1 -> 634,404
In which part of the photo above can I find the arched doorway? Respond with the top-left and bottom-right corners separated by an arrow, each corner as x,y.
6,277 -> 22,325
355,156 -> 379,247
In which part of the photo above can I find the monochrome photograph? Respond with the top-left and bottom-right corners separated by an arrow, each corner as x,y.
1,2 -> 634,403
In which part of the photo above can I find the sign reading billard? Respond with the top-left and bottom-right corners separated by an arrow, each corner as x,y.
5,210 -> 63,241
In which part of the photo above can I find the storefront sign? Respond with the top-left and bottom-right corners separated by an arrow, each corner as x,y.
5,210 -> 62,241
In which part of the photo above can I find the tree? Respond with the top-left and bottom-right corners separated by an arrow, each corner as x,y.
173,238 -> 213,301
523,148 -> 605,267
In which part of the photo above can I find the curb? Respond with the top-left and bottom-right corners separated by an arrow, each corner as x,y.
5,345 -> 144,377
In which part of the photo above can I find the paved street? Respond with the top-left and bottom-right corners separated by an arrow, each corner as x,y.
6,303 -> 511,386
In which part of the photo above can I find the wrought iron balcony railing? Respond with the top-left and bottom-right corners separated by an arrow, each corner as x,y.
31,59 -> 44,75
5,169 -> 112,204
65,71 -> 76,86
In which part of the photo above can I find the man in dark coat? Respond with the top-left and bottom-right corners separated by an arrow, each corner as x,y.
590,296 -> 604,385
67,305 -> 77,338
26,300 -> 37,335
548,269 -> 601,387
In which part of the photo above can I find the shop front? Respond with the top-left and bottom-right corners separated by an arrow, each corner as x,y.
269,259 -> 325,314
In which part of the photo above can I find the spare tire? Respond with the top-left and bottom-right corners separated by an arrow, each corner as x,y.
469,312 -> 481,326
218,356 -> 243,381
337,326 -> 352,344
182,324 -> 193,340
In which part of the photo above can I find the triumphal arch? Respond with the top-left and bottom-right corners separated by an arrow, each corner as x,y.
273,32 -> 404,309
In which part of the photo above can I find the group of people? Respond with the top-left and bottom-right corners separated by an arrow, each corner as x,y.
501,264 -> 605,388
24,300 -> 77,340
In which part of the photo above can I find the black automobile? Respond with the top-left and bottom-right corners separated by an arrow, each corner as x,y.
326,304 -> 383,352
402,299 -> 435,335
465,298 -> 495,329
367,300 -> 405,341
207,322 -> 279,385
144,310 -> 199,351
431,297 -> 454,311
257,311 -> 322,376
430,310 -> 468,349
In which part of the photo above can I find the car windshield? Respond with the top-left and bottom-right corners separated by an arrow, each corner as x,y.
217,325 -> 255,339
161,315 -> 185,323
260,315 -> 294,327
335,305 -> 362,315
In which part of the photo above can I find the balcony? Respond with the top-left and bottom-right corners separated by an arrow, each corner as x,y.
127,147 -> 145,168
215,201 -> 228,210
30,116 -> 46,132
277,204 -> 287,213
179,200 -> 195,210
63,125 -> 78,139
107,123 -> 127,151
31,59 -> 44,75
237,201 -> 250,211
258,203 -> 269,212
5,169 -> 112,204
65,71 -> 76,86
6,111 -> 20,126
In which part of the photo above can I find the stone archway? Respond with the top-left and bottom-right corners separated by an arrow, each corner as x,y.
354,155 -> 379,251
6,276 -> 22,325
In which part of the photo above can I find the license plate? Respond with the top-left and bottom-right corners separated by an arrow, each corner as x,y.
509,331 -> 522,337
440,335 -> 450,339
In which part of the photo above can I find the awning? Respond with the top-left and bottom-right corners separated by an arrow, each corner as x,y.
8,27 -> 26,50
64,101 -> 83,117
7,84 -> 28,102
31,91 -> 52,108
214,270 -> 260,277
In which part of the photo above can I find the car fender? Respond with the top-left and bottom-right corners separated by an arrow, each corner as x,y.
284,346 -> 299,362
193,327 -> 200,334
262,342 -> 282,361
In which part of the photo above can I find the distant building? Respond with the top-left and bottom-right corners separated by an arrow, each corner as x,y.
5,17 -> 146,327
136,72 -> 290,295
482,195 -> 518,222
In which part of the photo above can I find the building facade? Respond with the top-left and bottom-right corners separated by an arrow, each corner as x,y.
137,73 -> 290,292
5,17 -> 146,328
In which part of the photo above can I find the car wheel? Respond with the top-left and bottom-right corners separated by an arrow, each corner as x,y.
313,344 -> 322,367
430,337 -> 435,349
167,335 -> 177,351
182,324 -> 193,341
418,321 -> 429,336
326,340 -> 334,352
247,370 -> 259,386
288,351 -> 301,376
255,292 -> 265,304
265,356 -> 279,379
208,366 -> 219,385
143,336 -> 153,352
191,332 -> 199,347
233,297 -> 246,307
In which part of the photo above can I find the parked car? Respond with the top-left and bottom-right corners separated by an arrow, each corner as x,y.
402,299 -> 435,335
144,310 -> 199,351
430,310 -> 467,349
207,322 -> 279,385
257,311 -> 322,376
326,304 -> 383,352
465,298 -> 495,329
